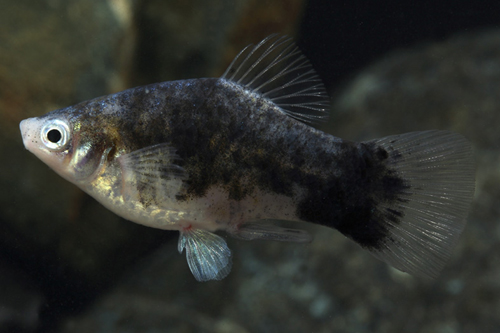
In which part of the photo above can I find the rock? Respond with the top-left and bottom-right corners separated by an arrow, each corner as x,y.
62,242 -> 249,333
130,0 -> 306,85
329,29 -> 500,147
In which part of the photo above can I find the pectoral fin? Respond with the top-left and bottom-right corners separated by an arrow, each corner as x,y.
117,143 -> 187,208
178,229 -> 232,282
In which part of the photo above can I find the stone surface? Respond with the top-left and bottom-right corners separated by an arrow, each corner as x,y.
328,29 -> 500,147
131,0 -> 305,84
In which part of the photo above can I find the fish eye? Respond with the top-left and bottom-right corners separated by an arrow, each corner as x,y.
47,129 -> 62,143
41,119 -> 71,151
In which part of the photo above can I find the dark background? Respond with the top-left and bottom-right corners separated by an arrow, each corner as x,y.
299,1 -> 500,90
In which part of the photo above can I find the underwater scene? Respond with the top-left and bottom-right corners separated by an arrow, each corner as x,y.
1,0 -> 500,332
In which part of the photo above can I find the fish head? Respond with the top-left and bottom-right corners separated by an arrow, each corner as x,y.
20,109 -> 112,184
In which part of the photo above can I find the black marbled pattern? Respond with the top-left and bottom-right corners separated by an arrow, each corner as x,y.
45,78 -> 408,249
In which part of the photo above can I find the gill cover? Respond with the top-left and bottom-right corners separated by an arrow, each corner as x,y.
69,131 -> 112,182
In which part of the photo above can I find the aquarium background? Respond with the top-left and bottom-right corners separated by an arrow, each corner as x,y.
1,0 -> 500,332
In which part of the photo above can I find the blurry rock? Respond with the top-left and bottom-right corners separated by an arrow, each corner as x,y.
328,29 -> 500,148
131,0 -> 306,85
219,0 -> 306,71
61,225 -> 461,333
132,0 -> 246,85
62,243 -> 249,333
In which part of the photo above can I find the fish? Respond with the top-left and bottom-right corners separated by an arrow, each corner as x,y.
19,35 -> 475,281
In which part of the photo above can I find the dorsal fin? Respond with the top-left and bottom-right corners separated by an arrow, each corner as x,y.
221,34 -> 330,123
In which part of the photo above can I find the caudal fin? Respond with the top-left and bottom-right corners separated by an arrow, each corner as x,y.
364,130 -> 475,278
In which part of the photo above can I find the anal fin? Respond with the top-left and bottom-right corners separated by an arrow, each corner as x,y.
232,222 -> 313,243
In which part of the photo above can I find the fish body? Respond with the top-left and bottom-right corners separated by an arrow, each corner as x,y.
20,35 -> 475,281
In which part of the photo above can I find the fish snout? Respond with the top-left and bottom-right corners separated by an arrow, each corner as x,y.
19,118 -> 38,151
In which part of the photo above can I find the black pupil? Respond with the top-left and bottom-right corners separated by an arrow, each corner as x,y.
47,129 -> 62,143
